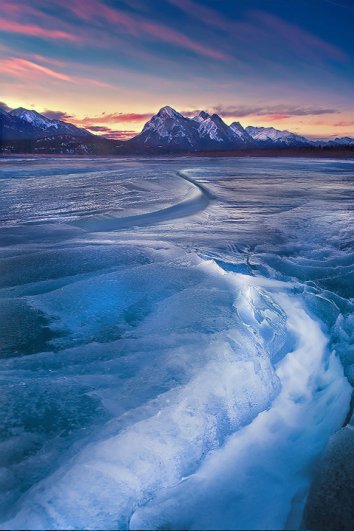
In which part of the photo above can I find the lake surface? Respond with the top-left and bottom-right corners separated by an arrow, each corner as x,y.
0,156 -> 353,529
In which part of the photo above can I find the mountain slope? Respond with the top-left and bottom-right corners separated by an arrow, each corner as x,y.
229,121 -> 255,144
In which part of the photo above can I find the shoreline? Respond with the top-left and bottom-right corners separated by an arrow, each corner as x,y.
1,148 -> 354,159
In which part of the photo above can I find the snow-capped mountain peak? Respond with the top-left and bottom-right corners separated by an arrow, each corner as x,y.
156,106 -> 183,119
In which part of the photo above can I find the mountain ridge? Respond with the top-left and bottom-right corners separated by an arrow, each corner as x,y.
1,104 -> 353,154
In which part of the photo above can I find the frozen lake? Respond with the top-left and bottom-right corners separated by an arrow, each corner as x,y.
0,156 -> 353,529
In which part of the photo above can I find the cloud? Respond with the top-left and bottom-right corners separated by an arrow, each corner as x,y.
209,104 -> 340,118
42,109 -> 74,121
168,0 -> 348,66
74,112 -> 154,126
86,125 -> 137,139
250,11 -> 348,63
102,112 -> 154,123
105,131 -> 137,140
80,78 -> 114,89
1,56 -> 113,88
30,54 -> 67,67
0,1 -> 82,44
0,17 -> 79,42
86,125 -> 112,132
1,58 -> 74,82
260,114 -> 292,121
40,111 -> 141,138
39,110 -> 153,128
58,0 -> 229,60
167,0 -> 229,31
332,120 -> 354,127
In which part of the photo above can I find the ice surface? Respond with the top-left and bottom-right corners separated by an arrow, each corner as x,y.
0,157 -> 353,529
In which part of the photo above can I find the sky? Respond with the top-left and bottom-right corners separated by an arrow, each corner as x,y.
0,0 -> 354,139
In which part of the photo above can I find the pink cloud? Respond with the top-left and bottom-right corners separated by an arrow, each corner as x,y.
29,54 -> 68,67
69,112 -> 153,127
42,109 -> 73,121
0,55 -> 116,88
0,18 -> 78,41
261,114 -> 291,121
0,0 -> 228,60
79,78 -> 114,89
332,120 -> 354,127
0,58 -> 74,82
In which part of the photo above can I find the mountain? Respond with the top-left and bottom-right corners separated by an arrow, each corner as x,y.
128,106 -> 201,151
2,103 -> 354,155
0,107 -> 121,154
128,106 -> 256,151
129,106 -> 328,152
0,106 -> 91,144
9,108 -> 91,138
245,126 -> 312,146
